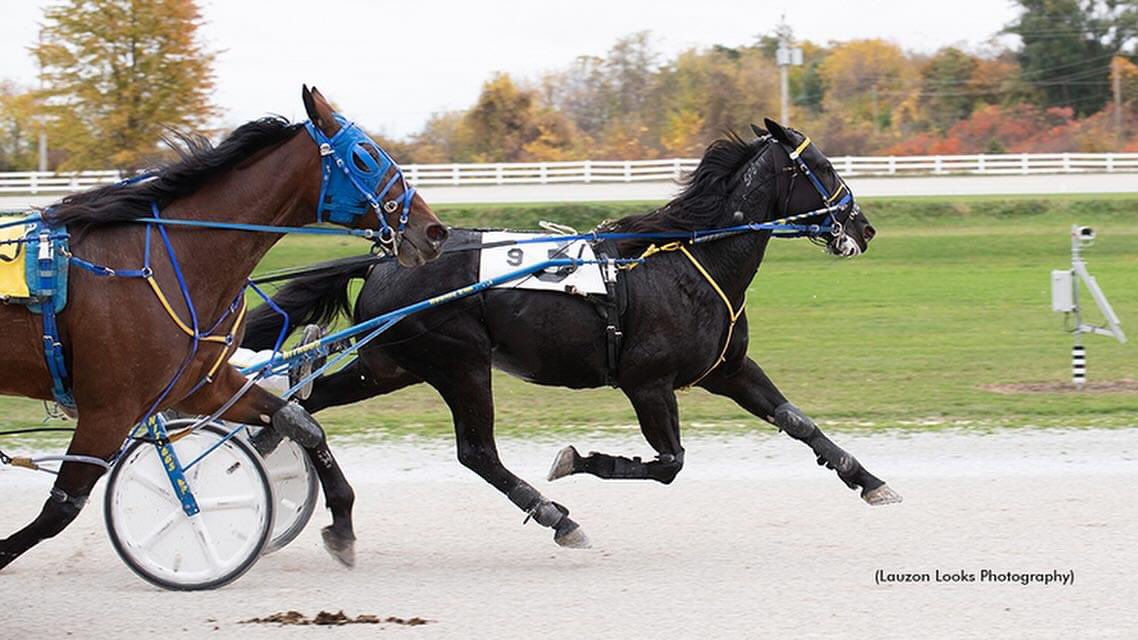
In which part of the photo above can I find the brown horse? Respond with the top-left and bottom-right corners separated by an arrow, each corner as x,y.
0,86 -> 448,572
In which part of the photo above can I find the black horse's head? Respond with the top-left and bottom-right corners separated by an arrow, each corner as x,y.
605,121 -> 875,258
735,118 -> 875,257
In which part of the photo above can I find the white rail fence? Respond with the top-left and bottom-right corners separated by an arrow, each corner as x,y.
4,153 -> 1138,194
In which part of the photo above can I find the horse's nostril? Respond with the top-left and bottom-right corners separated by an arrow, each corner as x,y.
863,224 -> 876,242
426,223 -> 449,245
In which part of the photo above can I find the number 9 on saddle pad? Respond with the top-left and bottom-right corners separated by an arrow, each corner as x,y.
479,231 -> 607,295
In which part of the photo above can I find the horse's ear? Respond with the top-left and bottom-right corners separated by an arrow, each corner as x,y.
763,118 -> 791,144
302,85 -> 318,121
750,123 -> 768,139
301,85 -> 340,137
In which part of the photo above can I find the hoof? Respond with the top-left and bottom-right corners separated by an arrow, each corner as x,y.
321,527 -> 356,568
547,446 -> 581,481
862,484 -> 903,506
553,523 -> 591,549
272,402 -> 324,449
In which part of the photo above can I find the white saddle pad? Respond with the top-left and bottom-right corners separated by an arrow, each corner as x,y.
479,231 -> 607,295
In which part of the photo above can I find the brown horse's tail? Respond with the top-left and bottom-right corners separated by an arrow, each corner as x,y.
242,257 -> 374,351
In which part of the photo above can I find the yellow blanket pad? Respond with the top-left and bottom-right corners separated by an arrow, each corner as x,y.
0,224 -> 31,299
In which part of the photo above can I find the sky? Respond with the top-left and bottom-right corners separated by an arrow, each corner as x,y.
0,0 -> 1022,137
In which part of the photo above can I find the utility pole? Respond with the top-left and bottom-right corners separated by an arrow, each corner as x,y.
775,16 -> 802,124
1113,56 -> 1122,147
37,27 -> 48,173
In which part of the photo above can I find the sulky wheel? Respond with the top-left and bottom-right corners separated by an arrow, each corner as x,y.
104,421 -> 273,591
239,426 -> 319,554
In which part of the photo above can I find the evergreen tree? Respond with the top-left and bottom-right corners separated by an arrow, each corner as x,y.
1006,0 -> 1137,116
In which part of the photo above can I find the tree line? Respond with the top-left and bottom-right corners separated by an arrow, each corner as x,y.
1,0 -> 1136,172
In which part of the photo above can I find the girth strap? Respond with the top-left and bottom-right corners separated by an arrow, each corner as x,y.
593,240 -> 626,387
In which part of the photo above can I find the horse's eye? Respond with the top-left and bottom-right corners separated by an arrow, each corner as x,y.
352,150 -> 370,172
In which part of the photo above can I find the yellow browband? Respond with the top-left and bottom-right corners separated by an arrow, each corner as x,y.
626,242 -> 744,390
791,136 -> 812,158
790,135 -> 849,205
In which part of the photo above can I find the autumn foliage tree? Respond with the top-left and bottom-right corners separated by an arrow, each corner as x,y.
31,0 -> 217,170
6,2 -> 1137,168
0,82 -> 39,171
819,40 -> 917,132
413,74 -> 584,163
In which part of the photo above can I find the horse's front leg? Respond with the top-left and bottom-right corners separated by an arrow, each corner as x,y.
698,357 -> 902,505
176,367 -> 357,566
0,410 -> 120,571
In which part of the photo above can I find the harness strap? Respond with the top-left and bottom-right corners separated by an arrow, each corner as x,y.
676,244 -> 745,390
204,298 -> 248,380
592,241 -> 626,388
628,242 -> 744,391
144,275 -> 230,345
35,228 -> 76,410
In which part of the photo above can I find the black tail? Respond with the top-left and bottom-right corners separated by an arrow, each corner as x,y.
242,257 -> 375,350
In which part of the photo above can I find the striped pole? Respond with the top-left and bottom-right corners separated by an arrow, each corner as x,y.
1072,343 -> 1086,389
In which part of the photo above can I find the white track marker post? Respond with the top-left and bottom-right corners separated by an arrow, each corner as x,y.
1051,225 -> 1127,389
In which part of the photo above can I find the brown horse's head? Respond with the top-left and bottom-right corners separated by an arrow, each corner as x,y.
301,86 -> 447,267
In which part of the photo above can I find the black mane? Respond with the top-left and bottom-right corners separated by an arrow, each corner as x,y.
46,117 -> 305,227
601,132 -> 769,252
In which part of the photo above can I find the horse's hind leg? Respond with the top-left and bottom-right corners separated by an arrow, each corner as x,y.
302,356 -> 422,414
548,381 -> 685,484
698,357 -> 901,505
0,416 -> 119,571
177,367 -> 358,566
433,366 -> 590,548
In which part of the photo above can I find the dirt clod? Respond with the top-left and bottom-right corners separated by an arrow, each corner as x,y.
240,610 -> 431,626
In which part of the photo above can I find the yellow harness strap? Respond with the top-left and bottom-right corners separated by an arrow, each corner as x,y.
627,241 -> 745,390
204,297 -> 248,381
145,275 -> 231,344
145,274 -> 248,385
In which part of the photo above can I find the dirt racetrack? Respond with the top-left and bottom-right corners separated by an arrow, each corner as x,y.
1,427 -> 1136,639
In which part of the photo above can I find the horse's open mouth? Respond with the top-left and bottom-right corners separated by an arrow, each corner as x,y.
828,233 -> 864,258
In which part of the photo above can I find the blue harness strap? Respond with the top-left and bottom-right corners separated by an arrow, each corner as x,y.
304,115 -> 415,247
22,221 -> 77,410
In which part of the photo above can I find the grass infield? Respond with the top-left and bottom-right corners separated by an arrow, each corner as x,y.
1,194 -> 1135,441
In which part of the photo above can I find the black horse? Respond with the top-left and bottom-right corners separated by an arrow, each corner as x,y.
243,119 -> 900,548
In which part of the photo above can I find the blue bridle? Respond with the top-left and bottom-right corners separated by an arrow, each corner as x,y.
304,114 -> 415,250
778,135 -> 859,239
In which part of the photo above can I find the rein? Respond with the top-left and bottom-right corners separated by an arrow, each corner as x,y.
244,207 -> 842,285
0,113 -> 408,423
0,123 -> 856,476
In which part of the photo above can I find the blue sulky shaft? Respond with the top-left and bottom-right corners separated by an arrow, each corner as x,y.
0,213 -> 41,229
239,256 -> 641,378
189,259 -> 624,472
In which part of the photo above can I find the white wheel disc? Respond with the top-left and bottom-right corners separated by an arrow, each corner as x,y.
248,429 -> 319,553
104,424 -> 272,590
